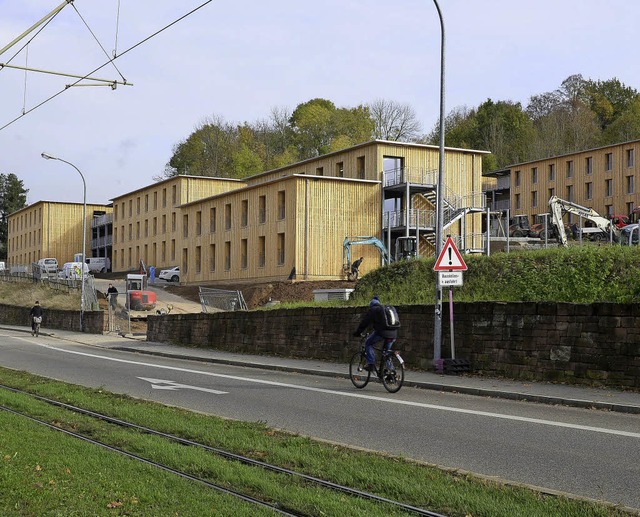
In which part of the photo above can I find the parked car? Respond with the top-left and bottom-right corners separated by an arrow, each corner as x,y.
159,266 -> 180,282
58,262 -> 90,280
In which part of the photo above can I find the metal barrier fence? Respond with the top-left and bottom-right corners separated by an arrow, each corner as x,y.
104,292 -> 132,335
198,287 -> 247,312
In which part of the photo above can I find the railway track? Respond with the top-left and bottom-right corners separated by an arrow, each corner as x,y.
0,384 -> 445,517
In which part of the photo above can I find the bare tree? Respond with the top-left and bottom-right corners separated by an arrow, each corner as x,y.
368,99 -> 422,141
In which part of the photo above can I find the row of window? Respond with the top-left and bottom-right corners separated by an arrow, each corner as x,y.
9,207 -> 42,233
514,149 -> 636,187
515,175 -> 637,210
113,234 -> 286,273
9,229 -> 42,251
114,185 -> 179,221
113,191 -> 287,244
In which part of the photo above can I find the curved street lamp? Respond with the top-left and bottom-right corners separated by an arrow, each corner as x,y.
432,0 -> 446,370
41,152 -> 87,331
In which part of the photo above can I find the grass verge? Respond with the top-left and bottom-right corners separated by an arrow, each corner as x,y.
0,367 -> 632,517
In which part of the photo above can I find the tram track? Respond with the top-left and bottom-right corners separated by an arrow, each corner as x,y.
0,383 -> 445,517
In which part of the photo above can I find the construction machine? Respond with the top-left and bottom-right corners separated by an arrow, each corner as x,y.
343,237 -> 390,281
548,196 -> 620,247
508,215 -> 532,237
125,260 -> 157,318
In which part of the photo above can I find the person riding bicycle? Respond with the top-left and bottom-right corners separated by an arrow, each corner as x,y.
353,296 -> 397,371
29,300 -> 44,334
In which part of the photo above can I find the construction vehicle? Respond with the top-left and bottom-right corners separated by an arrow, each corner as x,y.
343,236 -> 390,281
620,224 -> 640,245
395,236 -> 418,260
548,196 -> 620,247
508,215 -> 532,237
125,260 -> 157,317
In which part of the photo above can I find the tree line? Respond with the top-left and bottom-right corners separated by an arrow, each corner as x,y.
162,74 -> 640,180
0,174 -> 28,260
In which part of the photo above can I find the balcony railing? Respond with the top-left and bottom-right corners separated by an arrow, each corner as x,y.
383,209 -> 434,230
91,213 -> 113,228
384,167 -> 438,187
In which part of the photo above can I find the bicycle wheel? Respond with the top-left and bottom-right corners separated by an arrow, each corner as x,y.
349,351 -> 370,388
381,353 -> 404,393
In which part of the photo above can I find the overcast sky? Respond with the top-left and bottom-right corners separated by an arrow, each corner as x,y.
1,0 -> 638,206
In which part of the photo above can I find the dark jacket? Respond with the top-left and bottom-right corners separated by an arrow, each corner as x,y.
29,305 -> 44,318
355,301 -> 398,339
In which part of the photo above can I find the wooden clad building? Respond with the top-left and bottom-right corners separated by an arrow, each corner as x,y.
486,140 -> 640,223
7,201 -> 111,266
9,140 -> 488,284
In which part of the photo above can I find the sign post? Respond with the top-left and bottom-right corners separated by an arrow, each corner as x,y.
433,236 -> 467,367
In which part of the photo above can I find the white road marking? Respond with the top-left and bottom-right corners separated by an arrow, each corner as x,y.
138,377 -> 227,394
13,341 -> 640,439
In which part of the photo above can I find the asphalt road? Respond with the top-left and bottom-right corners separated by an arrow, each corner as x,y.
2,329 -> 639,510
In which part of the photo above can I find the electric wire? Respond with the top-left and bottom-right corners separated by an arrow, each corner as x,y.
0,0 -> 214,133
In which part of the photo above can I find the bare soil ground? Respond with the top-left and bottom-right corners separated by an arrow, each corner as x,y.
162,280 -> 356,309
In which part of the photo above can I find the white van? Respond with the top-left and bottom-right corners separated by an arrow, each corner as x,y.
85,257 -> 109,273
58,262 -> 90,280
37,257 -> 58,274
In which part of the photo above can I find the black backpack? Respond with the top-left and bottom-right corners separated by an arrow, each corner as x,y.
382,305 -> 401,329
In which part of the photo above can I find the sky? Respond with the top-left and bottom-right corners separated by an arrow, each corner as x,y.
1,0 -> 639,207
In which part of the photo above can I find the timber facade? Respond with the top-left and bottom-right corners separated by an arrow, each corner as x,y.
9,140 -> 488,284
7,201 -> 111,266
484,140 -> 640,224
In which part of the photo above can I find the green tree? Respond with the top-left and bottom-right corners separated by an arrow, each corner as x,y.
602,97 -> 640,143
583,77 -> 640,130
0,173 -> 28,259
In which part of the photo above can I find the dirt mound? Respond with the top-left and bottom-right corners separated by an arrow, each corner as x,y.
163,280 -> 356,309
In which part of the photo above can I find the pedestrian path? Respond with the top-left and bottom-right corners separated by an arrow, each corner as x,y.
6,325 -> 640,414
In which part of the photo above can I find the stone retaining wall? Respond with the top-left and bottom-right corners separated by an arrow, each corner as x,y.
0,303 -> 105,334
147,302 -> 640,389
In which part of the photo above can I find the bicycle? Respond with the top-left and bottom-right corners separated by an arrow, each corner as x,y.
349,333 -> 405,393
31,316 -> 42,337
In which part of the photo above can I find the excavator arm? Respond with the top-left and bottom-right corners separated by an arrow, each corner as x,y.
343,236 -> 390,276
548,196 -> 619,246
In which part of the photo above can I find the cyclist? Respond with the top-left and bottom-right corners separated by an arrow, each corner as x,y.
29,300 -> 44,335
353,296 -> 397,371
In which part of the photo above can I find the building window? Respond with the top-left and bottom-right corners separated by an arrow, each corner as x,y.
606,179 -> 613,197
129,200 -> 132,217
195,246 -> 201,274
258,195 -> 266,224
566,185 -> 574,202
277,190 -> 285,220
209,244 -> 216,271
627,202 -> 635,214
145,194 -> 149,212
241,200 -> 248,227
585,156 -> 593,175
605,205 -> 613,216
224,241 -> 231,270
144,219 -> 149,237
136,222 -> 140,239
566,160 -> 574,178
171,212 -> 176,232
183,214 -> 189,238
241,239 -> 248,269
531,167 -> 538,184
627,175 -> 634,194
277,233 -> 285,265
171,239 -> 175,261
514,193 -> 521,210
161,241 -> 166,262
128,224 -> 132,240
136,197 -> 141,214
172,185 -> 177,206
585,182 -> 593,200
336,161 -> 344,177
357,156 -> 365,179
162,214 -> 166,234
627,149 -> 635,168
531,191 -> 538,208
605,153 -> 613,171
548,187 -> 555,199
225,203 -> 232,230
153,191 -> 158,210
514,170 -> 521,187
210,207 -> 216,233
196,211 -> 202,235
548,164 -> 555,181
258,236 -> 266,267
315,166 -> 323,176
162,189 -> 167,208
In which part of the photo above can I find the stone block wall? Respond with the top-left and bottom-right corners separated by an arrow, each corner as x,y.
147,302 -> 640,389
0,303 -> 106,334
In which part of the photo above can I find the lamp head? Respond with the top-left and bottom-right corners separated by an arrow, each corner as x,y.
41,152 -> 55,160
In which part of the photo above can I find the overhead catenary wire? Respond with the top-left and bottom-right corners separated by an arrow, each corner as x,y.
0,0 -> 214,133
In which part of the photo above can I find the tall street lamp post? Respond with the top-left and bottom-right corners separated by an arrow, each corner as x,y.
432,0 -> 446,370
41,152 -> 86,331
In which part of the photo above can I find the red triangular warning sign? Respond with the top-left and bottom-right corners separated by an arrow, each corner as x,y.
433,237 -> 468,271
